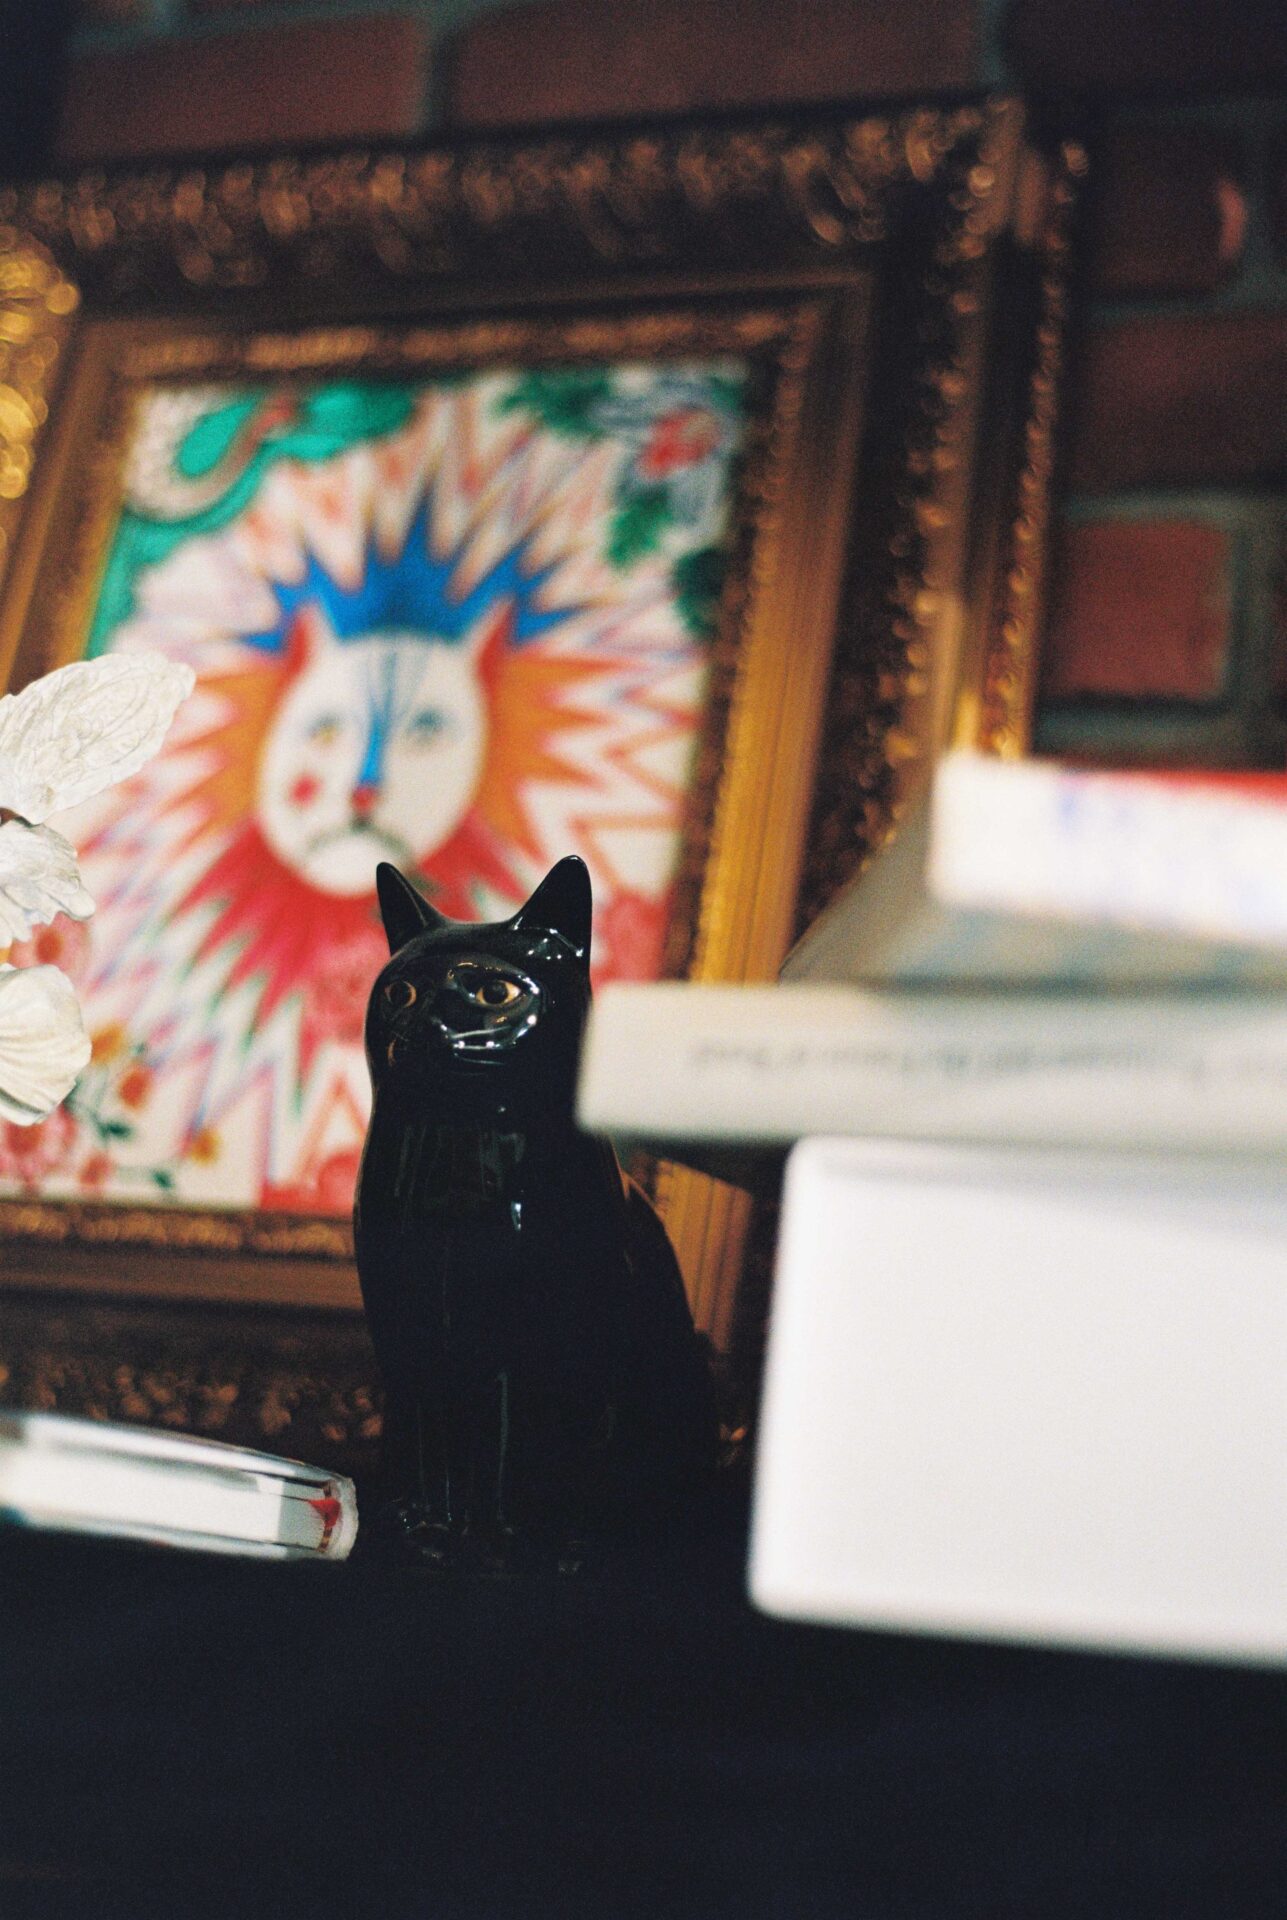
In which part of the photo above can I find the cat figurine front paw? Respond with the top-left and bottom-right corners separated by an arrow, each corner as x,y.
354,854 -> 716,1564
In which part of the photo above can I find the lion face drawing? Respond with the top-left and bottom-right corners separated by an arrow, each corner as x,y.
27,365 -> 746,1215
257,605 -> 488,897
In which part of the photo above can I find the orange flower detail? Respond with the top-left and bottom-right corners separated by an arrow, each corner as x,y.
91,1023 -> 128,1064
79,1150 -> 113,1192
33,927 -> 65,965
637,407 -> 721,481
0,1107 -> 76,1188
117,1063 -> 153,1110
188,1126 -> 221,1164
8,917 -> 92,983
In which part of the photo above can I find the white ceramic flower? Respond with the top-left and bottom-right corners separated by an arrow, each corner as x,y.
0,652 -> 194,824
0,963 -> 92,1125
0,822 -> 95,944
0,651 -> 193,1127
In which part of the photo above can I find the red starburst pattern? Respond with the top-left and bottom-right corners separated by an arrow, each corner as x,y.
595,888 -> 670,983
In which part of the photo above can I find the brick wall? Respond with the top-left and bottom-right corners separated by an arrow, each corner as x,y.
1034,96 -> 1287,768
56,2 -> 437,161
9,0 -> 1287,768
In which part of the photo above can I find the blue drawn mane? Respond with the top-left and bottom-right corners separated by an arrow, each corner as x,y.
241,500 -> 573,655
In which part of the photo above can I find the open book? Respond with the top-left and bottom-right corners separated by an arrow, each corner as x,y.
0,1410 -> 358,1560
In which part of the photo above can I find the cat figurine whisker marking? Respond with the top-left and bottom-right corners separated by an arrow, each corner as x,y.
354,854 -> 716,1569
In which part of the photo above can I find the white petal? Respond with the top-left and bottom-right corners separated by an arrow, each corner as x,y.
0,822 -> 95,943
0,653 -> 195,823
0,964 -> 91,1124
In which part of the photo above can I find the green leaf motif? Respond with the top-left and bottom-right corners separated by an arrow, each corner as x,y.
176,396 -> 262,481
607,487 -> 671,569
673,545 -> 727,638
90,379 -> 424,656
496,369 -> 612,438
704,372 -> 749,417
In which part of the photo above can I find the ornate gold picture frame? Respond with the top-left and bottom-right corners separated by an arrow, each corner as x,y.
0,101 -> 1080,1365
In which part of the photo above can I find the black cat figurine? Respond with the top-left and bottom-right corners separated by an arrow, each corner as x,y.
354,854 -> 716,1568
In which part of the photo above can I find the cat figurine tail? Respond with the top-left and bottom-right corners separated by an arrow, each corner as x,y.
354,854 -> 718,1567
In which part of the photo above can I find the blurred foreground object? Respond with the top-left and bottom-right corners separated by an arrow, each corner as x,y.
0,1408 -> 357,1559
751,1138 -> 1287,1665
783,752 -> 1287,989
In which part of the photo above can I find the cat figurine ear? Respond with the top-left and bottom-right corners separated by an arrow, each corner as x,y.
376,863 -> 447,953
511,855 -> 592,963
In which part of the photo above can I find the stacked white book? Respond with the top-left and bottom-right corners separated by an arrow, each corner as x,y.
580,753 -> 1287,1162
577,752 -> 1287,1662
0,1409 -> 358,1560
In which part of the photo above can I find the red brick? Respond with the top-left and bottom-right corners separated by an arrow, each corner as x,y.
1270,134 -> 1287,269
184,1 -> 303,13
1040,520 -> 1232,703
1272,519 -> 1287,703
444,0 -> 981,129
56,14 -> 430,165
74,0 -> 153,23
1089,128 -> 1246,299
1005,0 -> 1287,92
1066,312 -> 1287,495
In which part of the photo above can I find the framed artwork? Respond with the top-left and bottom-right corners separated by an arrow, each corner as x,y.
0,101 -> 1081,1361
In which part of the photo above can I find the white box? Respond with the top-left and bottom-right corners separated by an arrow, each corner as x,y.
750,1139 -> 1287,1664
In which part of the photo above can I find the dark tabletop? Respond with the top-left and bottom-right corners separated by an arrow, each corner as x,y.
1,1502 -> 1284,1920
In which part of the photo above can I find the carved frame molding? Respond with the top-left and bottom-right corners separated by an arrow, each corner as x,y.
0,99 -> 1083,1368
